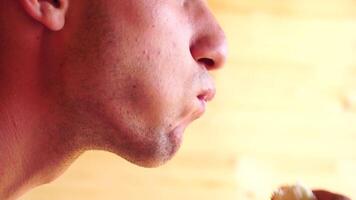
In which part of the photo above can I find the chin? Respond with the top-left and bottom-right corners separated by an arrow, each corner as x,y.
132,159 -> 170,168
100,124 -> 185,168
121,149 -> 178,168
134,127 -> 186,167
135,142 -> 181,168
108,137 -> 182,168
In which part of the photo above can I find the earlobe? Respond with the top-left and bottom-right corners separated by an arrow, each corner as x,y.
20,0 -> 69,31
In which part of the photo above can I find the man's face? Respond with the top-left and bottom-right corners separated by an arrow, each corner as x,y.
54,0 -> 226,167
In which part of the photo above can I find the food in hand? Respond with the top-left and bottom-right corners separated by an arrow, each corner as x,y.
271,183 -> 317,200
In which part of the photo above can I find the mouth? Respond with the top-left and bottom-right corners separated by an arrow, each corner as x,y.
180,95 -> 209,128
195,87 -> 215,117
168,98 -> 206,140
168,88 -> 216,143
198,88 -> 216,102
195,97 -> 207,119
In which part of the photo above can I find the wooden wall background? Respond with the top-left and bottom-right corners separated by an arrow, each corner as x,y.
22,0 -> 356,199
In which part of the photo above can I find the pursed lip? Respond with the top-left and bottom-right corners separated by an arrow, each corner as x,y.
197,88 -> 216,103
171,87 -> 216,136
173,98 -> 207,133
189,89 -> 214,123
195,98 -> 207,119
194,87 -> 216,120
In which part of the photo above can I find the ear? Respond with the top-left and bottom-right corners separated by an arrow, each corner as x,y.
20,0 -> 69,31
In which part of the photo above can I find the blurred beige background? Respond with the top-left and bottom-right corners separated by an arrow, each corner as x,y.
22,0 -> 356,199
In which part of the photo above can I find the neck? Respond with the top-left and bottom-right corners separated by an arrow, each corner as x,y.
0,50 -> 81,200
0,4 -> 86,197
0,3 -> 83,199
0,84 -> 81,200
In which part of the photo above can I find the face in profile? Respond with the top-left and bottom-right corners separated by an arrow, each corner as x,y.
53,0 -> 227,167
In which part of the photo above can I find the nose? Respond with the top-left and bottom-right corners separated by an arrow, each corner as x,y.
189,3 -> 228,71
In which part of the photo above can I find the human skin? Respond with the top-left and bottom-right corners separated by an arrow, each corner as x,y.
0,0 -> 226,199
0,0 -> 350,200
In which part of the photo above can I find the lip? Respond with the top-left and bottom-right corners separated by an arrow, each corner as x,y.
196,98 -> 207,119
170,94 -> 210,132
168,98 -> 208,147
198,88 -> 216,103
172,99 -> 207,132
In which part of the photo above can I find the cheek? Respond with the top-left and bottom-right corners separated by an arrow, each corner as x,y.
64,1 -> 197,128
124,71 -> 179,123
117,43 -> 195,126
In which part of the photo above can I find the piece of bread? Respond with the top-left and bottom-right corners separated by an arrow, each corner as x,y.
271,183 -> 317,200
